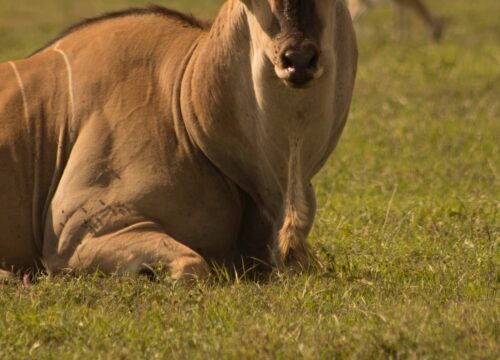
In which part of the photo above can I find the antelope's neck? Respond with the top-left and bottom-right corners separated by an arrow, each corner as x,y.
182,1 -> 333,222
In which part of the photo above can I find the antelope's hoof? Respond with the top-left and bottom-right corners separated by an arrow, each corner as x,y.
283,249 -> 326,274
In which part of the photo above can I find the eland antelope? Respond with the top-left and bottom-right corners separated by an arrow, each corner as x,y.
0,1 -> 357,281
348,0 -> 443,41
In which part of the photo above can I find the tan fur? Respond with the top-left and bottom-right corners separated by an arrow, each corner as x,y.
0,269 -> 15,282
0,1 -> 357,279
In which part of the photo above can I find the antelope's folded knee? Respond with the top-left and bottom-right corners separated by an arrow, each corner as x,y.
0,269 -> 15,283
170,256 -> 210,282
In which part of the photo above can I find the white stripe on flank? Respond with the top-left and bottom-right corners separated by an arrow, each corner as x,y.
8,61 -> 29,124
54,42 -> 75,124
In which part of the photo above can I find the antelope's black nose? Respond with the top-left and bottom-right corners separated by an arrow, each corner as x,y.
279,46 -> 320,87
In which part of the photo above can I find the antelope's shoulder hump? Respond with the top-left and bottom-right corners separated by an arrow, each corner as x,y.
30,5 -> 210,57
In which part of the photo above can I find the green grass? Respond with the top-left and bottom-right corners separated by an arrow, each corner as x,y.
1,0 -> 499,358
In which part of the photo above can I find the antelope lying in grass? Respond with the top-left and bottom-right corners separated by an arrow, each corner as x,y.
0,0 -> 357,281
348,0 -> 443,41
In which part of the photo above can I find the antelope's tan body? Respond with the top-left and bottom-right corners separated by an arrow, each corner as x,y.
0,1 -> 357,279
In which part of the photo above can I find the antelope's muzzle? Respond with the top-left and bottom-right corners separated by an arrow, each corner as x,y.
276,42 -> 322,88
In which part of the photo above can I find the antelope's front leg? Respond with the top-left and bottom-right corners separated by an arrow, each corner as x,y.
46,222 -> 210,281
278,184 -> 317,270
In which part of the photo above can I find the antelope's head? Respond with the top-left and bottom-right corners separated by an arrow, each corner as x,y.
242,0 -> 341,89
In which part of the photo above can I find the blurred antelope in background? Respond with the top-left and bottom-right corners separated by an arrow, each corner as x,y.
348,0 -> 443,41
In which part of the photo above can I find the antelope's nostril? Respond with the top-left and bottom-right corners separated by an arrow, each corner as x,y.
280,52 -> 294,70
309,53 -> 319,70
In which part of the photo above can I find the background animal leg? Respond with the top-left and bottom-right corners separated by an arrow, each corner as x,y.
396,0 -> 443,40
350,0 -> 372,22
58,224 -> 210,281
393,3 -> 408,41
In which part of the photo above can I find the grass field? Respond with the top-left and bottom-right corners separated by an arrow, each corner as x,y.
0,0 -> 499,358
